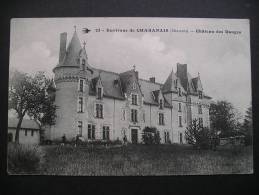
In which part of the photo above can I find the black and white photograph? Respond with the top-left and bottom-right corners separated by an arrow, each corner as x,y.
7,17 -> 253,175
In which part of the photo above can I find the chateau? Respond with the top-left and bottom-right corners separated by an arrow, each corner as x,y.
45,29 -> 212,144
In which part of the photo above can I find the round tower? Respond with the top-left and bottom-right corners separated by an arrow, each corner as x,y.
52,29 -> 92,141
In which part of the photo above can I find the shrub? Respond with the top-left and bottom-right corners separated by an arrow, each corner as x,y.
8,143 -> 45,174
185,119 -> 218,150
142,127 -> 161,145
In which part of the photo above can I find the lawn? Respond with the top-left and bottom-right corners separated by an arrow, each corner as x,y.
36,144 -> 253,175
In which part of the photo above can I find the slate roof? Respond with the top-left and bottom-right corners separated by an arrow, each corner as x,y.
59,31 -> 82,67
55,31 -> 211,103
90,69 -> 125,100
8,118 -> 40,130
139,79 -> 161,105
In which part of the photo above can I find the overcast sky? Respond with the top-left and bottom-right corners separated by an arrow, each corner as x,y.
9,18 -> 251,117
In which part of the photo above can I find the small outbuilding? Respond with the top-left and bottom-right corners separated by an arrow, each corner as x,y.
8,118 -> 40,144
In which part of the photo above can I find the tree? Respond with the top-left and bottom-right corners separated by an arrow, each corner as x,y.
8,70 -> 57,143
185,119 -> 218,149
142,127 -> 161,145
242,105 -> 253,145
209,100 -> 239,137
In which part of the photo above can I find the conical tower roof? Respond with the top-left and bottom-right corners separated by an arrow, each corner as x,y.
60,30 -> 82,67
162,68 -> 178,92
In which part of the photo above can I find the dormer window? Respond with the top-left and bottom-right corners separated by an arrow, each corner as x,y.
178,88 -> 182,96
82,59 -> 86,71
198,91 -> 203,99
97,87 -> 102,99
132,82 -> 137,90
159,99 -> 163,109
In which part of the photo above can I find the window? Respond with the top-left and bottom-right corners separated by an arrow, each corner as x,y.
78,97 -> 83,113
159,113 -> 165,125
198,91 -> 203,99
199,117 -> 203,127
78,121 -> 82,136
198,104 -> 202,114
178,88 -> 182,96
88,124 -> 95,139
179,116 -> 182,127
164,131 -> 170,143
25,130 -> 28,136
96,104 -> 103,118
79,79 -> 84,92
103,126 -> 110,140
82,59 -> 86,71
180,133 -> 183,144
132,82 -> 136,90
31,130 -> 34,136
178,103 -> 182,112
131,109 -> 138,122
159,99 -> 163,109
97,87 -> 102,99
8,133 -> 13,142
132,94 -> 138,105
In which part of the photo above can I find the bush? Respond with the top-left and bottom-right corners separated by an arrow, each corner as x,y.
8,143 -> 45,174
185,119 -> 218,150
142,127 -> 161,145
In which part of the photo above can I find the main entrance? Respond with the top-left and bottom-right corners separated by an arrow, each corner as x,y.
131,129 -> 138,144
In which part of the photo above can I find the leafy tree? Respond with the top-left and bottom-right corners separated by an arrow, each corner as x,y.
209,100 -> 239,137
242,105 -> 253,145
142,126 -> 161,145
8,70 -> 57,143
185,119 -> 218,149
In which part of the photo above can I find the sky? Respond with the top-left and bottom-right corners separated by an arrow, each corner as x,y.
9,18 -> 251,117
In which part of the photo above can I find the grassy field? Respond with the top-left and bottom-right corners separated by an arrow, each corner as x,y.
36,144 -> 253,175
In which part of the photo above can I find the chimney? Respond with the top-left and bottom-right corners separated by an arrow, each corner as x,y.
176,63 -> 188,90
149,77 -> 155,83
59,32 -> 67,63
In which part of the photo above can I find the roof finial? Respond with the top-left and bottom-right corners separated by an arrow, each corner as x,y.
133,65 -> 136,71
83,41 -> 86,49
74,25 -> 77,32
198,72 -> 200,78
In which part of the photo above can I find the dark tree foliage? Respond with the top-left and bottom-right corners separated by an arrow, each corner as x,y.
142,126 -> 161,145
185,119 -> 218,150
9,70 -> 57,143
241,105 -> 253,145
209,100 -> 239,137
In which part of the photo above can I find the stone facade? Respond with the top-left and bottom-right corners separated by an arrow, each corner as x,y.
46,30 -> 212,144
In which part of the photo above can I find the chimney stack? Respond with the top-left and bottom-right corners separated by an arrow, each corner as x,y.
176,63 -> 188,90
149,77 -> 155,83
59,32 -> 67,64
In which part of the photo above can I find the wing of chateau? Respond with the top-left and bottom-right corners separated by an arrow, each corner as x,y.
45,29 -> 212,144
